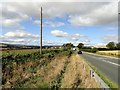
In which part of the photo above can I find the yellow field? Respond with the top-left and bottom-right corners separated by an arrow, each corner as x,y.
96,50 -> 120,58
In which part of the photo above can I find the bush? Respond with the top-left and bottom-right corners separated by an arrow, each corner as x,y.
91,48 -> 98,53
82,48 -> 98,53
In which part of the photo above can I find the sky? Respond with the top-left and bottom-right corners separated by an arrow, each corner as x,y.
0,1 -> 119,46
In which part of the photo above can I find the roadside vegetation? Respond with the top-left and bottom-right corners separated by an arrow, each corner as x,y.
1,42 -> 119,89
2,46 -> 101,88
2,48 -> 72,88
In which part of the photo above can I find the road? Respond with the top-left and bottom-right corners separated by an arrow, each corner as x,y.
80,52 -> 119,86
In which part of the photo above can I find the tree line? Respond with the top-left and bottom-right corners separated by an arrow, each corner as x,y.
62,42 -> 120,50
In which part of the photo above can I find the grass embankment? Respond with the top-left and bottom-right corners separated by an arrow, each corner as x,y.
60,54 -> 100,88
2,49 -> 72,88
81,56 -> 118,89
96,50 -> 120,58
2,49 -> 100,88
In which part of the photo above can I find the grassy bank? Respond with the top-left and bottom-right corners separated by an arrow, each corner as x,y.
60,54 -> 100,88
2,49 -> 73,88
2,49 -> 100,88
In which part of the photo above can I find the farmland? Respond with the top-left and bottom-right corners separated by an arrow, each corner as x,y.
96,50 -> 120,58
1,49 -> 100,88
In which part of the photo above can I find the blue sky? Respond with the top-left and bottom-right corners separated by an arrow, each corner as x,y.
0,1 -> 118,46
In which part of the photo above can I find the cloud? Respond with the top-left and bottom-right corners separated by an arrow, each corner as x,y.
67,33 -> 85,41
104,27 -> 118,30
44,21 -> 64,27
0,30 -> 64,45
1,2 -> 111,20
3,30 -> 39,38
68,2 -> 117,26
33,20 -> 64,27
43,40 -> 54,45
102,34 -> 119,44
1,3 -> 31,29
1,2 -> 118,46
1,2 -> 117,28
1,0 -> 119,3
51,30 -> 68,37
68,16 -> 94,26
1,30 -> 40,45
51,30 -> 91,45
42,2 -> 109,19
1,18 -> 21,28
34,20 -> 40,25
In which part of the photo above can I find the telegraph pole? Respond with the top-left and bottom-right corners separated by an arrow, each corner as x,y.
40,7 -> 42,54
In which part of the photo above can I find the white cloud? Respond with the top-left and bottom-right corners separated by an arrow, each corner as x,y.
76,38 -> 91,45
34,20 -> 40,25
51,30 -> 68,37
68,16 -> 95,26
1,0 -> 118,2
95,43 -> 106,47
1,2 -> 111,20
68,2 -> 118,26
43,40 -> 54,45
51,30 -> 91,45
102,34 -> 119,44
44,21 -> 64,27
0,30 -> 39,45
0,2 -> 118,46
1,3 -> 31,29
3,30 -> 39,38
1,18 -> 21,28
1,2 -> 117,28
67,33 -> 85,41
104,27 -> 118,30
33,20 -> 64,27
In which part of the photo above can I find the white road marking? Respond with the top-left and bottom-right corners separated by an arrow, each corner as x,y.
101,60 -> 120,66
83,52 -> 120,66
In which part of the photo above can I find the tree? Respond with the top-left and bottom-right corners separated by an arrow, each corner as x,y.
77,43 -> 84,49
116,43 -> 120,50
106,42 -> 115,49
62,43 -> 74,49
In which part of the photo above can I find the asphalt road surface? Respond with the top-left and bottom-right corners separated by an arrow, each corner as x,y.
80,52 -> 120,86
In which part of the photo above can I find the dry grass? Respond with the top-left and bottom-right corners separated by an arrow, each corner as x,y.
3,53 -> 100,88
96,50 -> 120,58
17,55 -> 68,88
36,56 -> 67,83
61,54 -> 100,88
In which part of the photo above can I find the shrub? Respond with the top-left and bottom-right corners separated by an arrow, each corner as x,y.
82,48 -> 98,53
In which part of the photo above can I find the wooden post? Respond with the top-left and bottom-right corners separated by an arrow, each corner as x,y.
40,7 -> 42,54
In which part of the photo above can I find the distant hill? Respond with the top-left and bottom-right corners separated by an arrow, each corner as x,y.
0,43 -> 40,50
0,43 -> 62,50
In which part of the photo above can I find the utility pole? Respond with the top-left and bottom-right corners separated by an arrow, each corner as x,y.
40,7 -> 42,54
